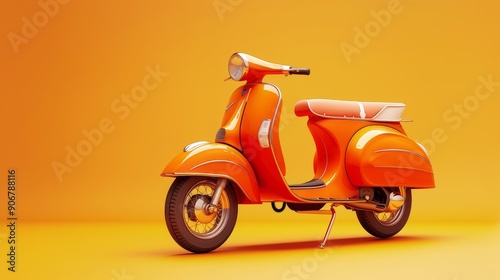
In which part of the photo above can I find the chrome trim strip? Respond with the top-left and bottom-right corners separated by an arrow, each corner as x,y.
373,165 -> 434,174
289,185 -> 326,190
291,193 -> 366,203
310,115 -> 402,122
264,83 -> 291,183
190,159 -> 258,183
225,100 -> 237,112
373,148 -> 431,164
262,83 -> 281,148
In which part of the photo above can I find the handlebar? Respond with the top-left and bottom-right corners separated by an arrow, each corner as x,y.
288,68 -> 311,75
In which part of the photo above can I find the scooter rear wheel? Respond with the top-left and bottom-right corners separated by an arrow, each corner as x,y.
165,176 -> 238,253
356,188 -> 412,238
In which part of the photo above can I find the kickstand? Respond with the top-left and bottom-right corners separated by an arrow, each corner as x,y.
320,205 -> 336,249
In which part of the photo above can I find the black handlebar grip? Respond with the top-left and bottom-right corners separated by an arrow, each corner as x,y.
289,68 -> 311,75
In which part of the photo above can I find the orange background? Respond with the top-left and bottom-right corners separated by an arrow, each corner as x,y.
0,1 -> 499,279
1,0 -> 498,223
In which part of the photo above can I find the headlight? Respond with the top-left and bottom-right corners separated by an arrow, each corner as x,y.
228,53 -> 248,81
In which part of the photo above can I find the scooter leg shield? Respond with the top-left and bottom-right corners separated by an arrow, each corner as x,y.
161,143 -> 261,203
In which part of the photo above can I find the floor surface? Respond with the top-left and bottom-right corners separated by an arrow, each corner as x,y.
1,218 -> 498,280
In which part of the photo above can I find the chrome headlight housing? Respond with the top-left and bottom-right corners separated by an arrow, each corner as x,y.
228,53 -> 249,81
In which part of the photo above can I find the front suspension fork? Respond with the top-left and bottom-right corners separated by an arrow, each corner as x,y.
206,178 -> 227,214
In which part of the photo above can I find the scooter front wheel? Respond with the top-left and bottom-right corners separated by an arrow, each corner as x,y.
165,176 -> 238,253
356,188 -> 412,238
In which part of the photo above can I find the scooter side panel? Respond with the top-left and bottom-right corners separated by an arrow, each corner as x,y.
161,143 -> 261,204
346,126 -> 435,188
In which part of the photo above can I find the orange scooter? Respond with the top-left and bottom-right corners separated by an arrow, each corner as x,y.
161,53 -> 435,253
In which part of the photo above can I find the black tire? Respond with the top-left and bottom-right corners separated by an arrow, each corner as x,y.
356,188 -> 412,238
165,177 -> 238,253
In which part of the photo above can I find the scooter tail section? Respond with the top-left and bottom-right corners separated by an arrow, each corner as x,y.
346,126 -> 435,188
161,141 -> 261,204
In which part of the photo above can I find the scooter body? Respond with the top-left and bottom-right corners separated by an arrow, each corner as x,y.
161,53 -> 435,253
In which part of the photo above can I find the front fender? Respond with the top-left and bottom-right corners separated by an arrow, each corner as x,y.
161,142 -> 261,203
346,126 -> 435,188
